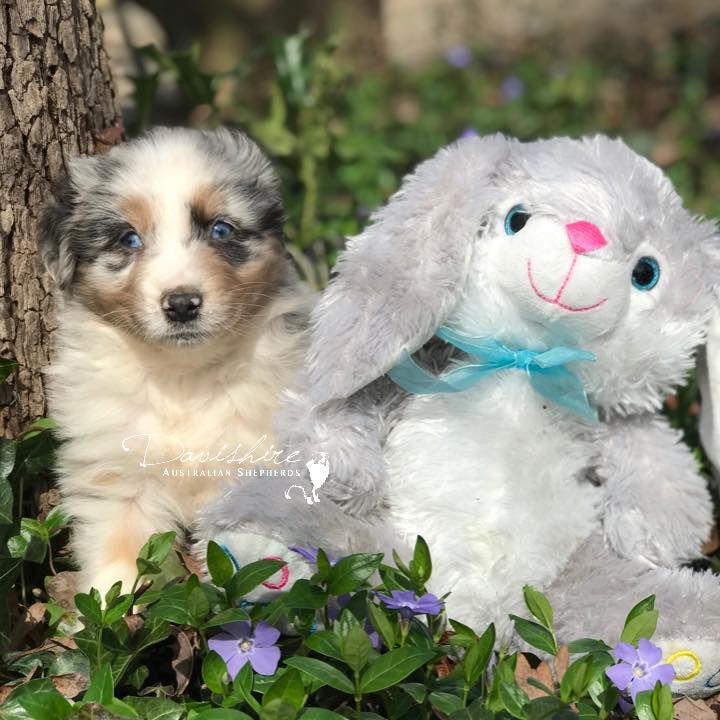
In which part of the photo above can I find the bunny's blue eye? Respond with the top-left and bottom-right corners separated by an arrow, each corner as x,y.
631,256 -> 660,291
211,221 -> 233,240
119,231 -> 143,250
504,205 -> 531,235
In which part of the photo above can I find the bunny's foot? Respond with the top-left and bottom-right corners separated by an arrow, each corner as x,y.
198,528 -> 316,603
546,534 -> 720,698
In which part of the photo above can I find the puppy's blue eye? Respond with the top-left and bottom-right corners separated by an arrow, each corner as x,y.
119,231 -> 143,249
211,221 -> 233,240
504,205 -> 531,235
632,256 -> 660,291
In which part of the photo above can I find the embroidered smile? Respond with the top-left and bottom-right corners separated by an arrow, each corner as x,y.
526,258 -> 607,313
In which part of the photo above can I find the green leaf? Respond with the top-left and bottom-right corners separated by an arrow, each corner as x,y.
398,682 -> 426,704
137,531 -> 176,573
75,591 -> 104,626
106,698 -> 141,718
7,518 -> 49,562
207,541 -> 235,587
147,584 -> 192,624
619,609 -> 659,644
463,622 -> 495,685
260,699 -> 298,720
204,607 -> 250,629
263,668 -> 306,710
103,595 -> 134,625
0,438 -> 16,481
315,549 -> 331,580
326,553 -> 383,595
229,662 -> 260,713
367,602 -> 395,650
0,357 -> 18,384
340,624 -> 372,673
566,638 -> 611,654
575,702 -> 600,720
203,650 -> 230,696
509,615 -> 557,655
634,689 -> 656,720
196,710 -> 254,720
524,695 -> 571,720
304,631 -> 344,662
559,656 -> 593,703
17,689 -> 72,719
651,681 -> 673,720
522,586 -> 553,629
450,705 -> 494,720
410,535 -> 432,584
0,479 -> 12,527
43,506 -> 68,534
187,584 -> 211,624
123,696 -> 185,720
429,691 -> 463,715
499,681 -> 529,719
84,663 -> 114,704
283,579 -> 328,609
360,647 -> 436,693
283,657 -> 354,694
624,595 -> 656,628
299,710 -> 347,719
0,439 -> 16,525
227,558 -> 287,603
448,618 -> 478,646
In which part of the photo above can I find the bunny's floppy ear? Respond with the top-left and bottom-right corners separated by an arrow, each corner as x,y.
306,134 -> 511,404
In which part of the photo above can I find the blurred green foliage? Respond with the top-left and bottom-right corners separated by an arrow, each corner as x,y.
129,29 -> 720,290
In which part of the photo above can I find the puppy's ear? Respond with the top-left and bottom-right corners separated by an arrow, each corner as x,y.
306,134 -> 511,404
206,127 -> 285,236
38,155 -> 104,291
38,174 -> 80,291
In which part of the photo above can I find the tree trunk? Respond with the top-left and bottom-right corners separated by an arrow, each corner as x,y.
0,0 -> 121,438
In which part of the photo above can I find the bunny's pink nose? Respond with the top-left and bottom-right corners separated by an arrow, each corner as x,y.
566,221 -> 607,255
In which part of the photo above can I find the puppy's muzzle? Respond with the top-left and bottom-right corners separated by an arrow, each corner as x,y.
162,290 -> 203,323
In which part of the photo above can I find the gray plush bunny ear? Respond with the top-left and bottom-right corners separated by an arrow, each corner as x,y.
306,134 -> 511,404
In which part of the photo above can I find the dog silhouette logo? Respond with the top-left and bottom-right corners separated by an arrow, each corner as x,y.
285,451 -> 329,505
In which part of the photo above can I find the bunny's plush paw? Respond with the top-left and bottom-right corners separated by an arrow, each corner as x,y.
657,638 -> 720,698
198,531 -> 315,602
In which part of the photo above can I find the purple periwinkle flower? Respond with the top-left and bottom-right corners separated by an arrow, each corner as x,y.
289,545 -> 339,566
500,74 -> 525,102
376,590 -> 443,619
208,621 -> 281,677
605,639 -> 675,702
460,127 -> 479,139
445,46 -> 472,69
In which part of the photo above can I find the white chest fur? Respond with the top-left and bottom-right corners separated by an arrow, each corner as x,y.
47,301 -> 304,527
384,371 -> 600,633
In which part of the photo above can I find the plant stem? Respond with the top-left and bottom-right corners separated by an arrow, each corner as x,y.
354,671 -> 362,713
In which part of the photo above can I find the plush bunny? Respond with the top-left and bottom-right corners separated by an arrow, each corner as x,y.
199,135 -> 720,697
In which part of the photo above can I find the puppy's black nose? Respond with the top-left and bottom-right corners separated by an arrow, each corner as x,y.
162,291 -> 202,323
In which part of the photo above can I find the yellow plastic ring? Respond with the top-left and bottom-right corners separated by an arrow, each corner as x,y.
665,650 -> 702,681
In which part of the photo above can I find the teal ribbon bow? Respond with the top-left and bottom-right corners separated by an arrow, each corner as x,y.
388,325 -> 598,421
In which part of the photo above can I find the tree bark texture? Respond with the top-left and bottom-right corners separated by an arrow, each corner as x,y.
0,0 -> 120,438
